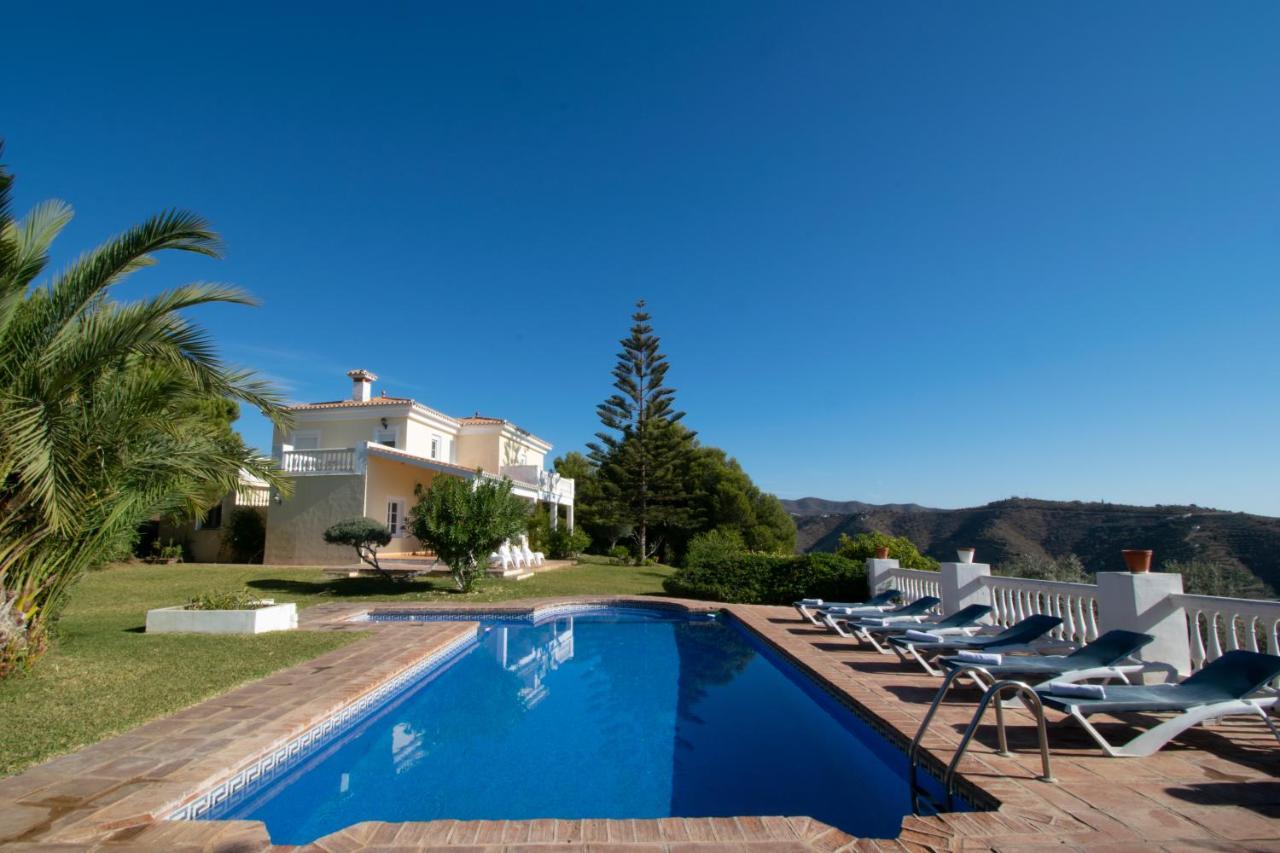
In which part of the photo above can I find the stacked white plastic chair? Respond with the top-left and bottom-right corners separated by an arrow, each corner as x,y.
520,534 -> 545,567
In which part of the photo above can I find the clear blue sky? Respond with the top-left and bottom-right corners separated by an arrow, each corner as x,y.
5,3 -> 1279,515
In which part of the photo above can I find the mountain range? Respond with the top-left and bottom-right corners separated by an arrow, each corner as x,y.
782,496 -> 1280,592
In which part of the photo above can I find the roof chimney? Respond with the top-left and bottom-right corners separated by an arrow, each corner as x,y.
346,369 -> 377,402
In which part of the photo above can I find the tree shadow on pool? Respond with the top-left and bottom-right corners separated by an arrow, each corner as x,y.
245,576 -> 453,597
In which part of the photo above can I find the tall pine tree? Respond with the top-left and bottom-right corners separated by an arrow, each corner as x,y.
587,300 -> 694,563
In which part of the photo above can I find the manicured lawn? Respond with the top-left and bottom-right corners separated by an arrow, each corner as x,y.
0,558 -> 673,777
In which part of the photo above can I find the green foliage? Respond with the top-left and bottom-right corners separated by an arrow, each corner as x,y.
998,553 -> 1088,583
684,528 -> 746,568
608,545 -> 632,565
665,551 -> 866,605
323,517 -> 392,577
547,525 -> 590,560
587,300 -> 695,563
835,532 -> 939,570
1164,559 -> 1273,599
663,443 -> 796,563
0,147 -> 290,677
526,505 -> 552,554
407,476 -> 529,592
151,539 -> 185,561
223,509 -> 266,563
185,588 -> 266,611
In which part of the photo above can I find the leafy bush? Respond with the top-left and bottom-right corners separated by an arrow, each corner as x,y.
186,588 -> 267,611
998,553 -> 1087,583
684,528 -> 746,568
664,552 -> 866,605
835,532 -> 939,570
1164,559 -> 1273,599
223,508 -> 266,563
548,526 -> 591,560
608,545 -> 632,565
408,476 -> 529,591
526,506 -> 552,554
149,538 -> 184,562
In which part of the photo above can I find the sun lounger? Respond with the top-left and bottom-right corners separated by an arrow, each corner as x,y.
1035,649 -> 1280,757
794,589 -> 900,625
834,603 -> 994,653
940,629 -> 1155,689
890,614 -> 1063,675
821,596 -> 940,638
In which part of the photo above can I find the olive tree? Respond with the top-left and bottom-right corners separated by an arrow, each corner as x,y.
407,475 -> 529,592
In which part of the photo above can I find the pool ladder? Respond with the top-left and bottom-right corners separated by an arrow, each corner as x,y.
908,664 -> 1055,812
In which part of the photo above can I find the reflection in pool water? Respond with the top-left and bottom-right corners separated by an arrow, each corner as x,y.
206,609 -> 960,844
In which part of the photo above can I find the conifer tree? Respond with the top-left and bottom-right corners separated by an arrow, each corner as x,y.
587,300 -> 694,563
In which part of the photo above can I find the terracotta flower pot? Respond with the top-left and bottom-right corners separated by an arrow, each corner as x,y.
874,546 -> 890,559
1122,549 -> 1153,573
956,547 -> 976,564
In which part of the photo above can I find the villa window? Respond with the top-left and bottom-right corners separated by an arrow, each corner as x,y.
430,434 -> 441,460
386,499 -> 406,537
291,430 -> 320,451
374,427 -> 397,448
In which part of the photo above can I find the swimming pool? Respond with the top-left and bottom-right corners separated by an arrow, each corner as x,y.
200,605 -> 959,843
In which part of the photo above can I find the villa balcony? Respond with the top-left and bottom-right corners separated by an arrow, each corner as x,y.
280,447 -> 358,475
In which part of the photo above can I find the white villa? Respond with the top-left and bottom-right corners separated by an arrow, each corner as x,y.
261,369 -> 574,565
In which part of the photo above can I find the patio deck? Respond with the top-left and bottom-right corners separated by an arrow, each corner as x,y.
0,598 -> 1276,852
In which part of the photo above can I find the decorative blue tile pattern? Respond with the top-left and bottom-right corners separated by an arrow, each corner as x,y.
167,602 -> 704,822
164,630 -> 479,821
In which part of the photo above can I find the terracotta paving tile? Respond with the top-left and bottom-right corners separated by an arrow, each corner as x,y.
3,597 -> 1278,851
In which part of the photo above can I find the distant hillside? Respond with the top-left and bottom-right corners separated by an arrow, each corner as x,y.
782,496 -> 1280,592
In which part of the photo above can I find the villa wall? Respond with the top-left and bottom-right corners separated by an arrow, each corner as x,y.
283,416 -> 409,453
264,474 -> 367,565
364,459 -> 442,556
456,433 -> 501,473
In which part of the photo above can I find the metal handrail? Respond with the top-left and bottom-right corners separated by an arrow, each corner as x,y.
909,665 -> 1054,810
945,679 -> 1055,797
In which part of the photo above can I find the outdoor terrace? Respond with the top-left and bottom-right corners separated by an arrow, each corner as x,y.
1,592 -> 1276,851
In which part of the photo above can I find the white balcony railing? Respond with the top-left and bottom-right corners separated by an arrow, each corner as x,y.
881,568 -> 942,609
280,447 -> 357,475
1172,593 -> 1280,670
981,575 -> 1100,645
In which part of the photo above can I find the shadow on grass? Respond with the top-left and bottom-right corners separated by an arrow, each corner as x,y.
245,577 -> 449,597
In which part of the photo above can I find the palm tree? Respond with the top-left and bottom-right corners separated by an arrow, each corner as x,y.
0,144 -> 290,675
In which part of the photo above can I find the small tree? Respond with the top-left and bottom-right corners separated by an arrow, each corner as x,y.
323,517 -> 393,579
835,532 -> 939,571
408,475 -> 529,592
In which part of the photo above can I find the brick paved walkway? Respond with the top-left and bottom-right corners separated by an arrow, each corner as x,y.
1,597 -> 1276,852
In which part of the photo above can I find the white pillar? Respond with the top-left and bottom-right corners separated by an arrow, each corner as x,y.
1096,572 -> 1191,681
940,561 -> 992,616
866,558 -> 900,594
566,503 -> 574,532
549,500 -> 558,530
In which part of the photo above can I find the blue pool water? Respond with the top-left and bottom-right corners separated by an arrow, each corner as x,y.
204,607 -> 957,843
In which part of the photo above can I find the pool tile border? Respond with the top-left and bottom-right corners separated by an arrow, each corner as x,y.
167,629 -> 480,821
2,594 -> 1277,851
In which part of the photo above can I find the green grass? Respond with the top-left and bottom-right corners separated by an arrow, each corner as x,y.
0,558 -> 673,777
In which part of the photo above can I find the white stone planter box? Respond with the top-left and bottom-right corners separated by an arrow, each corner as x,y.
145,602 -> 298,634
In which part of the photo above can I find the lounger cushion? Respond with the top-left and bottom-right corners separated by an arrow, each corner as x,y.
1038,683 -> 1243,715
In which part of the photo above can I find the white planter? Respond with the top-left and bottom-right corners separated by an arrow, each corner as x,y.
956,548 -> 976,564
145,602 -> 298,634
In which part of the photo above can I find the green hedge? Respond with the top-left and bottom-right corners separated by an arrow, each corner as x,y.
662,552 -> 867,605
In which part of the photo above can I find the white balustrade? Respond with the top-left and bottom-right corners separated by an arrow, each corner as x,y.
981,575 -> 1100,644
883,568 -> 942,609
235,485 -> 271,507
1172,593 -> 1280,670
280,447 -> 357,475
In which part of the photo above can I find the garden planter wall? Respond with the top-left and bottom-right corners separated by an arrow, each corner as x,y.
145,602 -> 298,634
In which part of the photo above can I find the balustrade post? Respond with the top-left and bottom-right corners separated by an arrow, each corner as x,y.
940,561 -> 992,616
865,558 -> 900,595
1096,571 -> 1191,681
